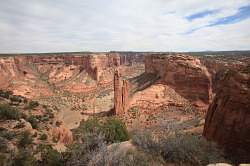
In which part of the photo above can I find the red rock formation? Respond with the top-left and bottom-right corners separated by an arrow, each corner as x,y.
200,57 -> 247,94
145,54 -> 212,110
114,71 -> 130,115
122,80 -> 130,113
203,67 -> 250,152
0,53 -> 132,97
114,70 -> 122,115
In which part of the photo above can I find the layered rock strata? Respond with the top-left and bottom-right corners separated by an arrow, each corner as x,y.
145,54 -> 212,110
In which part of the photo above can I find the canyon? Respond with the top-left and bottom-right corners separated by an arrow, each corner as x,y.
0,51 -> 250,164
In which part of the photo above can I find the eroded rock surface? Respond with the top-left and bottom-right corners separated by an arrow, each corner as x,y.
145,54 -> 212,110
203,66 -> 250,153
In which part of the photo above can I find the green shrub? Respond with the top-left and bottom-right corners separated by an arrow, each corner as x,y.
25,101 -> 39,110
10,95 -> 23,103
161,134 -> 227,166
40,145 -> 64,166
0,154 -> 7,166
0,90 -> 13,99
18,131 -> 33,148
89,148 -> 165,166
0,137 -> 8,152
44,107 -> 54,119
75,117 -> 129,143
132,132 -> 227,166
12,149 -> 36,166
0,104 -> 21,120
132,131 -> 160,154
128,106 -> 139,112
0,128 -> 15,140
40,133 -> 48,140
26,116 -> 39,129
102,118 -> 129,143
66,132 -> 106,166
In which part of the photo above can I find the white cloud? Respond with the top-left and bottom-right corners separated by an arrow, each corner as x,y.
0,0 -> 249,53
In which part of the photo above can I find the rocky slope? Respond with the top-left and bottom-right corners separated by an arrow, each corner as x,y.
0,90 -> 73,153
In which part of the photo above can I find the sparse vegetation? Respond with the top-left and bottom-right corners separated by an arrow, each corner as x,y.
75,117 -> 129,143
26,115 -> 39,129
0,90 -> 13,99
66,132 -> 106,166
0,103 -> 22,120
39,133 -> 48,140
132,132 -> 228,166
0,154 -> 7,166
89,147 -> 165,166
18,131 -> 33,148
12,149 -> 36,166
102,118 -> 130,143
0,137 -> 8,152
40,145 -> 64,166
25,101 -> 39,110
0,128 -> 15,140
10,95 -> 23,103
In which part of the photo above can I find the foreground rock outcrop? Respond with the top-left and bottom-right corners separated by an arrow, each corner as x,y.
203,66 -> 250,154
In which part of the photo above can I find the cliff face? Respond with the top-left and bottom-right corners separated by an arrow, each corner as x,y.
145,54 -> 212,110
203,67 -> 250,152
200,57 -> 248,94
0,53 -> 142,98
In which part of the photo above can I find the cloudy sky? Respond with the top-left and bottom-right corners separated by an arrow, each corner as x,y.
0,0 -> 250,53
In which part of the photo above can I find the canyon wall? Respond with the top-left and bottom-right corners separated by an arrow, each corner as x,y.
203,66 -> 250,153
0,53 -> 144,98
145,54 -> 212,110
22,53 -> 121,81
200,57 -> 248,94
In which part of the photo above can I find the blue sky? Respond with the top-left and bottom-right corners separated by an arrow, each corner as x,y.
0,0 -> 250,53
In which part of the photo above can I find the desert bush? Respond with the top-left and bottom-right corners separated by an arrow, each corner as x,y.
17,131 -> 33,148
0,104 -> 21,120
11,149 -> 36,166
44,107 -> 54,119
39,133 -> 48,140
0,137 -> 8,152
66,132 -> 106,166
102,118 -> 129,143
128,106 -> 140,118
0,90 -> 13,99
75,117 -> 129,143
40,145 -> 64,166
25,100 -> 39,110
26,115 -> 39,129
0,154 -> 7,166
160,134 -> 227,166
132,132 -> 227,166
10,95 -> 23,103
132,131 -> 160,154
0,128 -> 15,140
89,144 -> 165,166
